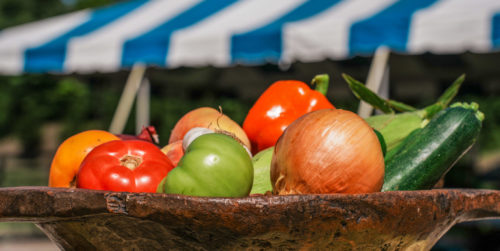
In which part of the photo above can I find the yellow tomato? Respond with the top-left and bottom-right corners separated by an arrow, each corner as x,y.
49,130 -> 119,188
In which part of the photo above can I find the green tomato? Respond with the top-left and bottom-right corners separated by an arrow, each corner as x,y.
157,133 -> 253,197
250,147 -> 273,194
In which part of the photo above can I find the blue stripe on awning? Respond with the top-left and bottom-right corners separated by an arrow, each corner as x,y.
121,0 -> 237,68
24,0 -> 147,73
492,12 -> 500,49
348,0 -> 438,56
230,0 -> 341,64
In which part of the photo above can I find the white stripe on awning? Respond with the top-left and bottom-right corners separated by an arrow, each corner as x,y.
282,0 -> 396,64
168,0 -> 306,68
408,0 -> 500,54
0,10 -> 89,74
65,0 -> 201,73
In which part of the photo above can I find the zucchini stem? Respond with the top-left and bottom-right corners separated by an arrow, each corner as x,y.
450,102 -> 485,122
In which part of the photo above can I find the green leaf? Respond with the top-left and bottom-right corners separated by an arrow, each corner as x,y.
437,74 -> 465,106
342,73 -> 393,114
422,74 -> 465,119
387,100 -> 417,112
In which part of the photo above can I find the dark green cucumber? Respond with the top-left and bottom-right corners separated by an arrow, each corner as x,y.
382,103 -> 483,191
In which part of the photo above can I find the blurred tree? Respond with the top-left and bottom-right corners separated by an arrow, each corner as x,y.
72,0 -> 123,10
0,75 -> 91,157
0,0 -> 68,30
0,0 -> 124,30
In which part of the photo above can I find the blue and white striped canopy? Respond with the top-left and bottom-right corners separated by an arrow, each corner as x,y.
1,0 -> 500,75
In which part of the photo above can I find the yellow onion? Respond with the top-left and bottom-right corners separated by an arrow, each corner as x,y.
271,109 -> 384,194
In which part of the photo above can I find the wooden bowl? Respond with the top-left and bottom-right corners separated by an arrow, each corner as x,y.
0,186 -> 499,250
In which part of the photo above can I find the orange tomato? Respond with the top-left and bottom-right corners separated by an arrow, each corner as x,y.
49,130 -> 120,188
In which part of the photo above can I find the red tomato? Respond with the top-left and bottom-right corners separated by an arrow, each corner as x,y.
77,140 -> 174,193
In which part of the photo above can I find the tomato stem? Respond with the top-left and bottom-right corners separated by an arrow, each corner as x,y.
120,155 -> 142,170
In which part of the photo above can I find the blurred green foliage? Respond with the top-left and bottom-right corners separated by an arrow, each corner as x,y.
0,0 -> 128,30
0,0 -> 67,30
465,95 -> 500,154
0,75 -> 105,156
0,72 -> 253,156
71,0 -> 120,10
0,0 -> 126,30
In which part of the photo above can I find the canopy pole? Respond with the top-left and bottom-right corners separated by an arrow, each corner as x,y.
357,46 -> 390,118
135,77 -> 150,135
109,63 -> 146,134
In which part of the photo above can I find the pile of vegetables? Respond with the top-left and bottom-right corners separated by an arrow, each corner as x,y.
48,73 -> 483,197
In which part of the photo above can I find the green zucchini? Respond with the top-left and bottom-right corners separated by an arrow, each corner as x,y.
382,103 -> 483,191
383,127 -> 422,164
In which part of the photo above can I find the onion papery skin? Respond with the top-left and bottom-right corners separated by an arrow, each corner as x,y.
271,109 -> 385,195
